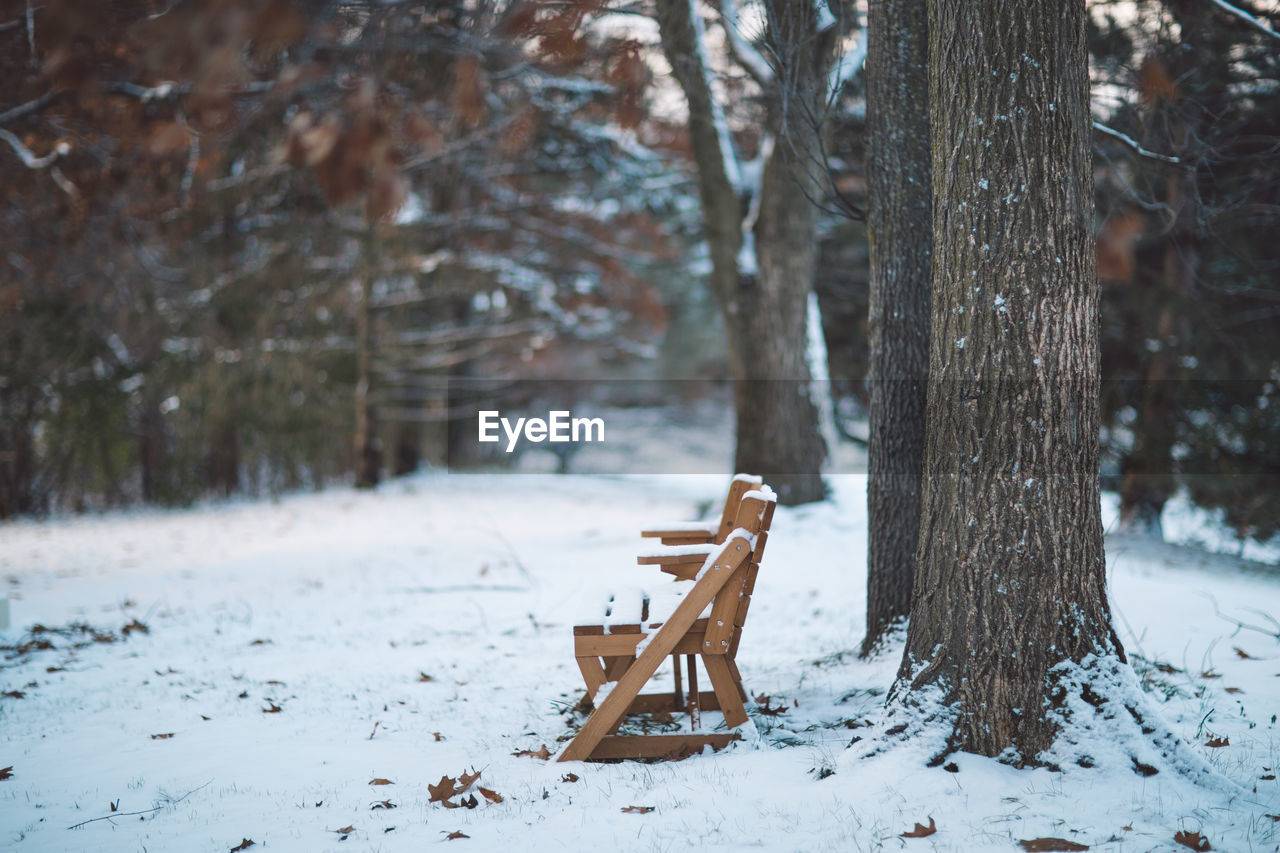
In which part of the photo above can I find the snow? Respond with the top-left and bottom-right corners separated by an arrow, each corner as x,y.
1,472 -> 1277,851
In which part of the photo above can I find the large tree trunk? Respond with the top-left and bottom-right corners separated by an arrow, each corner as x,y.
655,0 -> 827,506
896,0 -> 1123,761
861,0 -> 932,655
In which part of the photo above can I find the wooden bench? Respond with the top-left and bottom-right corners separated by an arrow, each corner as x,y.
559,484 -> 776,762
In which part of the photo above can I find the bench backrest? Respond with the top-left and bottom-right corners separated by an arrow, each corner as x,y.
713,474 -> 763,544
705,485 -> 775,655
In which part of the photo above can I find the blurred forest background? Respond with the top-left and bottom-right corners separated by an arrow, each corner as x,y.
1,1 -> 1277,546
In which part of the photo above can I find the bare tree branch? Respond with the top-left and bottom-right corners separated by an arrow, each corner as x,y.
0,127 -> 68,168
0,90 -> 62,126
1207,0 -> 1280,42
1092,121 -> 1182,164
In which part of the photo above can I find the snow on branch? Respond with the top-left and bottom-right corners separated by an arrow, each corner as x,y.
1092,121 -> 1182,165
1207,0 -> 1280,42
0,127 -> 68,169
690,0 -> 743,192
718,0 -> 774,87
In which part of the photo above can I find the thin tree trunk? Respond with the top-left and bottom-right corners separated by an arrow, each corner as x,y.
354,234 -> 380,489
896,0 -> 1123,761
656,0 -> 827,505
862,0 -> 932,655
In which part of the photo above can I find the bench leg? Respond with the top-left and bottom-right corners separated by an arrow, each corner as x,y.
702,654 -> 748,728
686,655 -> 700,731
576,656 -> 607,702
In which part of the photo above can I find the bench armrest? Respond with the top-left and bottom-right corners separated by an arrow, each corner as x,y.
639,520 -> 717,546
637,543 -> 717,580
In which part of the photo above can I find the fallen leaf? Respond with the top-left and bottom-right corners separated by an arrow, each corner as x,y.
2,691 -> 24,699
1201,670 -> 1221,679
621,805 -> 654,814
478,786 -> 503,804
1233,647 -> 1254,660
460,794 -> 478,809
1174,829 -> 1211,851
335,825 -> 354,834
512,745 -> 551,760
249,638 -> 271,646
419,672 -> 433,682
1224,687 -> 1244,694
0,767 -> 12,781
201,715 -> 212,721
262,703 -> 282,714
369,778 -> 394,786
1205,736 -> 1229,748
237,691 -> 249,699
901,817 -> 937,838
150,733 -> 175,740
1019,839 -> 1089,851
561,773 -> 579,783
433,732 -> 444,742
230,840 -> 255,852
445,831 -> 469,840
428,775 -> 459,805
122,618 -> 149,636
109,799 -> 118,812
457,770 -> 480,793
371,800 -> 395,810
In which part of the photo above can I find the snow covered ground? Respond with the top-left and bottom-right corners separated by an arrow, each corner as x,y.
1,472 -> 1278,852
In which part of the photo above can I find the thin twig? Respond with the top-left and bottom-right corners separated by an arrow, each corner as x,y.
1093,121 -> 1182,165
0,90 -> 62,127
67,779 -> 213,830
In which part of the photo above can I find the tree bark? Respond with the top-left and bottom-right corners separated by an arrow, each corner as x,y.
655,0 -> 827,506
861,0 -> 932,655
354,235 -> 380,489
896,0 -> 1123,761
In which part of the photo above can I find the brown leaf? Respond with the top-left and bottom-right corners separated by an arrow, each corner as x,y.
561,773 -> 579,783
901,817 -> 937,838
479,786 -> 503,804
372,800 -> 395,810
460,793 -> 478,809
230,840 -> 255,852
369,778 -> 394,786
1174,830 -> 1211,851
513,745 -> 551,760
1206,736 -> 1230,748
2,691 -> 24,699
418,672 -> 433,682
1233,647 -> 1255,660
262,703 -> 282,714
433,732 -> 444,742
1201,670 -> 1221,679
428,775 -> 458,804
446,831 -> 469,840
1019,839 -> 1089,851
335,825 -> 354,834
457,770 -> 480,793
621,806 -> 654,814
150,732 -> 175,740
1224,687 -> 1244,694
0,766 -> 13,781
122,618 -> 149,636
